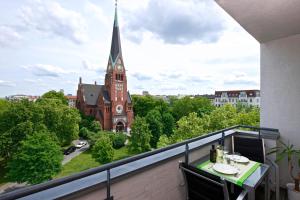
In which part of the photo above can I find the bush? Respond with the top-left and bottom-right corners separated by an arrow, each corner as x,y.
112,134 -> 127,149
92,135 -> 114,164
89,120 -> 102,132
79,127 -> 89,139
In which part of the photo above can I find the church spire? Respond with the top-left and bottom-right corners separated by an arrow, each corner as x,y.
109,0 -> 122,67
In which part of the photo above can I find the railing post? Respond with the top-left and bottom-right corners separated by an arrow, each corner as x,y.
105,169 -> 113,200
222,131 -> 225,146
185,143 -> 189,164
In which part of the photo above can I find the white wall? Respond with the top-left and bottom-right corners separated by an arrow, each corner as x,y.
261,34 -> 300,185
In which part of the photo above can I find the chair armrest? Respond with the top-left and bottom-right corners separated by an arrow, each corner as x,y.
236,190 -> 248,200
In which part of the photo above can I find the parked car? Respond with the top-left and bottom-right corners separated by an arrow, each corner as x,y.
75,141 -> 87,148
64,146 -> 76,155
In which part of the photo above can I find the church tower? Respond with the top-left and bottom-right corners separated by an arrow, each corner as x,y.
105,1 -> 133,132
77,1 -> 133,132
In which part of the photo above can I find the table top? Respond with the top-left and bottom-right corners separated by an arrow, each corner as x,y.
191,155 -> 270,190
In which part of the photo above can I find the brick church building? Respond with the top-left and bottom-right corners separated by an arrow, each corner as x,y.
76,3 -> 134,132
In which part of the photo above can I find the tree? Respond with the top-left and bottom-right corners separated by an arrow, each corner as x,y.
40,90 -> 68,105
171,112 -> 205,143
131,95 -> 157,117
161,113 -> 175,137
112,134 -> 127,149
92,135 -> 114,164
0,99 -> 10,114
57,108 -> 80,146
157,135 -> 170,148
236,107 -> 260,127
145,109 -> 163,148
89,120 -> 102,132
79,127 -> 89,139
209,104 -> 238,131
37,101 -> 80,146
129,116 -> 151,153
7,130 -> 63,184
171,97 -> 214,121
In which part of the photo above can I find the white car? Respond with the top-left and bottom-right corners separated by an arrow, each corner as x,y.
75,141 -> 87,148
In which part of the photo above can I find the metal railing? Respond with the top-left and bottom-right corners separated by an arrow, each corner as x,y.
0,125 -> 279,200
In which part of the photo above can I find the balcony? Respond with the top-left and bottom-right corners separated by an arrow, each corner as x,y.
0,125 -> 281,200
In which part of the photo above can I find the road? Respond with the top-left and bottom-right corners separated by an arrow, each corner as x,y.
62,140 -> 90,165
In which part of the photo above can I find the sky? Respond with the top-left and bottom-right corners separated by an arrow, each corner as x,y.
0,0 -> 260,97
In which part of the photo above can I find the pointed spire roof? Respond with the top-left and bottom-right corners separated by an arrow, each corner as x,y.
109,0 -> 122,67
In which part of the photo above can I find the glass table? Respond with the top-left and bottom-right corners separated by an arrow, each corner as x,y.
191,155 -> 270,200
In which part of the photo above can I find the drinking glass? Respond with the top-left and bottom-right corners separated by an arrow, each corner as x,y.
223,147 -> 229,164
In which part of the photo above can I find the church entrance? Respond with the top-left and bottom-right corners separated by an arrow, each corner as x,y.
116,122 -> 125,132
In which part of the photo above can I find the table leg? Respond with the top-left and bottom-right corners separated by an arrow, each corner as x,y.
247,188 -> 255,200
265,174 -> 269,200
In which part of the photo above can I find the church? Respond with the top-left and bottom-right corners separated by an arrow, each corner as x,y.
76,3 -> 134,132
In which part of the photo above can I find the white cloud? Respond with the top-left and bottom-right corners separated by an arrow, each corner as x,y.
125,0 -> 225,44
19,0 -> 88,44
23,64 -> 75,77
0,80 -> 16,87
0,25 -> 22,47
85,1 -> 108,25
82,60 -> 105,74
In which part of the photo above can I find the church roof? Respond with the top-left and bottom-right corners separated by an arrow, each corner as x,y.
109,3 -> 122,67
81,84 -> 110,105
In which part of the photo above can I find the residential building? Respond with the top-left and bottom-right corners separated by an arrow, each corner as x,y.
6,94 -> 39,102
214,90 -> 260,107
65,95 -> 77,108
76,3 -> 133,132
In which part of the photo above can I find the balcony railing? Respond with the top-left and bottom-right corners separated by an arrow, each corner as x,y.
0,125 -> 279,200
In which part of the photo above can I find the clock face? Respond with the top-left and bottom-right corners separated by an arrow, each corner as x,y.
116,104 -> 123,114
117,64 -> 123,71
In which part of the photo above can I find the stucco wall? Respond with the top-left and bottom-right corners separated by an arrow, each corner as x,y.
261,34 -> 300,185
62,145 -> 213,200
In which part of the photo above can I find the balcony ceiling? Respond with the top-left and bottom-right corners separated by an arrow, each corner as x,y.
215,0 -> 300,43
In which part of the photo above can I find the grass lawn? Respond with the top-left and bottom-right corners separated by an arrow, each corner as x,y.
55,146 -> 135,178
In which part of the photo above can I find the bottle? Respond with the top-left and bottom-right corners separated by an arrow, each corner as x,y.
216,139 -> 223,163
210,145 -> 217,163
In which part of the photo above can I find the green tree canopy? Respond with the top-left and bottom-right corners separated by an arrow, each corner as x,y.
171,112 -> 205,143
171,97 -> 214,121
131,95 -> 167,117
92,134 -> 114,164
157,135 -> 170,148
209,104 -> 238,130
161,112 -> 175,137
145,109 -> 163,148
0,99 -> 10,114
129,116 -> 151,153
7,130 -> 63,184
40,90 -> 68,105
89,120 -> 102,132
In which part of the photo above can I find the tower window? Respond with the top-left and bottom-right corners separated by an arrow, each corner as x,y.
116,74 -> 123,81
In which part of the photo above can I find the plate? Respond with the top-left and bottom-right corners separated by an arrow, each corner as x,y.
227,155 -> 249,163
213,163 -> 239,175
